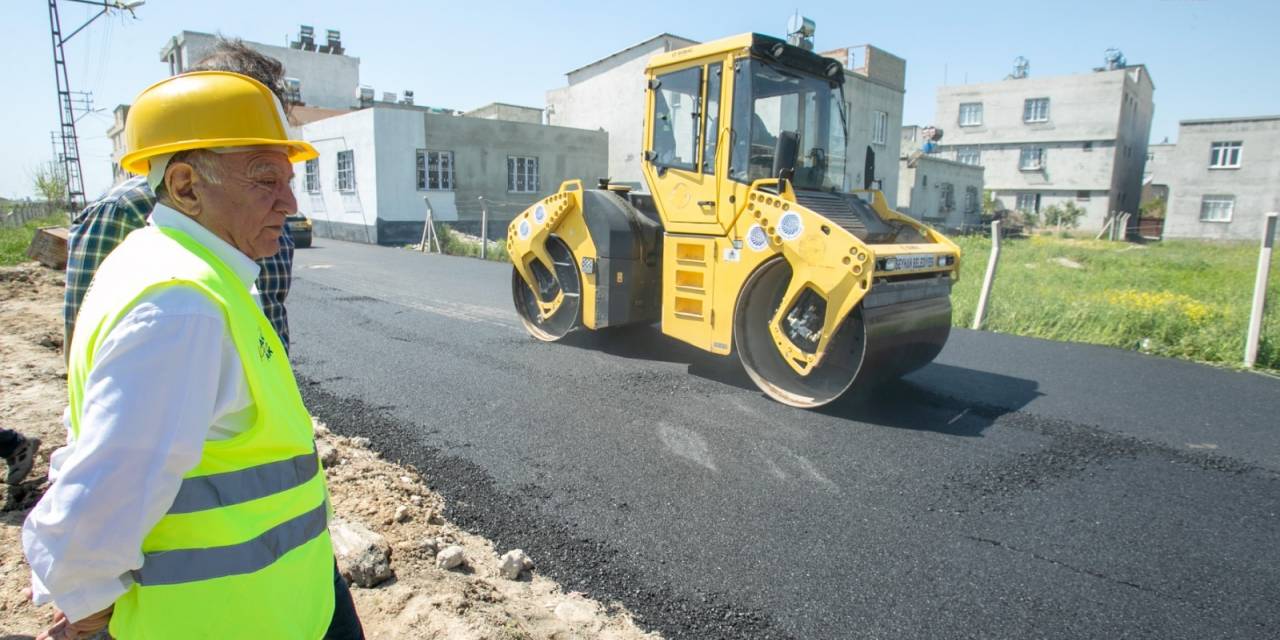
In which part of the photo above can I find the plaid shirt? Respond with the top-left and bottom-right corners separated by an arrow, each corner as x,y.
64,175 -> 295,352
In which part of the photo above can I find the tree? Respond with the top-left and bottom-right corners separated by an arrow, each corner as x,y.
1040,201 -> 1086,231
31,162 -> 68,207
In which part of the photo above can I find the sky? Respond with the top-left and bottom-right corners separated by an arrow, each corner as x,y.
2,0 -> 1277,200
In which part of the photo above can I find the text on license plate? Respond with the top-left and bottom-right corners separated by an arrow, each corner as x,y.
899,255 -> 935,270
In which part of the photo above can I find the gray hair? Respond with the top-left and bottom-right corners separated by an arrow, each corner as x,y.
156,149 -> 224,207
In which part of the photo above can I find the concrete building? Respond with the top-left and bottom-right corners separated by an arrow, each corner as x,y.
819,45 -> 907,204
464,102 -> 544,125
1161,115 -> 1280,241
897,154 -> 984,231
935,61 -> 1154,231
106,105 -> 130,184
292,105 -> 607,245
159,29 -> 360,110
547,34 -> 698,189
547,35 -> 907,203
109,28 -> 362,180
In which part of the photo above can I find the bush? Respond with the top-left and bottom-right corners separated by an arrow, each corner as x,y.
1039,202 -> 1086,230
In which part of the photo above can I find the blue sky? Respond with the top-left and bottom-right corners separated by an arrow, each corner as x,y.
2,0 -> 1276,199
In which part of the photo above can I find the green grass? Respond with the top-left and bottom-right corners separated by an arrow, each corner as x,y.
0,213 -> 70,266
950,234 -> 1280,370
433,224 -> 509,262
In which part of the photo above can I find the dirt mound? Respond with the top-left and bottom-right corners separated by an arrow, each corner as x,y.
0,263 -> 659,639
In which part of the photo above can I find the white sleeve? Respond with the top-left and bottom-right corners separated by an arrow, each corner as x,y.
22,287 -> 230,622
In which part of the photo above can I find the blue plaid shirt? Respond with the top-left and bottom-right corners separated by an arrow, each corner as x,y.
64,175 -> 295,353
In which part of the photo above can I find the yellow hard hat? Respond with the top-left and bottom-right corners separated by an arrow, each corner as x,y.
120,71 -> 318,175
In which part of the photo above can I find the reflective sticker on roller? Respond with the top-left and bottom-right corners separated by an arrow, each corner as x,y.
534,205 -> 546,223
778,212 -> 803,241
746,225 -> 769,252
518,220 -> 531,239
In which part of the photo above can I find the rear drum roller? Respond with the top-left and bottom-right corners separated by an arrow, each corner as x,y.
734,258 -> 866,408
512,236 -> 582,341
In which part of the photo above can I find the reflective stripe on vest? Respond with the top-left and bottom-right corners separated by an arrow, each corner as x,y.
168,449 -> 320,514
132,501 -> 329,587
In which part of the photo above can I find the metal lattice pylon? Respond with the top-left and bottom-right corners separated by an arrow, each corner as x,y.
47,0 -> 86,210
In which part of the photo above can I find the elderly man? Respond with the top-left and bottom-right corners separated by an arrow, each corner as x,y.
65,38 -> 298,353
23,72 -> 361,639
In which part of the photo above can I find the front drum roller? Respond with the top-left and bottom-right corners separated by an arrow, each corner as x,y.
734,257 -> 951,408
512,236 -> 582,341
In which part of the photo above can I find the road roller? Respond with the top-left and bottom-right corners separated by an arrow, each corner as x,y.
507,33 -> 960,408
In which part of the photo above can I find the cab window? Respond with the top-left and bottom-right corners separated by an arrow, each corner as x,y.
650,66 -> 703,172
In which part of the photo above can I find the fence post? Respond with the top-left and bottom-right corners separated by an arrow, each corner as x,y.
972,220 -> 1001,331
478,196 -> 488,260
420,196 -> 436,253
1245,212 -> 1278,368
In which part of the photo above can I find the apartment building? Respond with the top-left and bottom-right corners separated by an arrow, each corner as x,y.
935,61 -> 1154,231
1161,115 -> 1280,241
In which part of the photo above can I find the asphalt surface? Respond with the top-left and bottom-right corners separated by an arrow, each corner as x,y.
290,238 -> 1280,640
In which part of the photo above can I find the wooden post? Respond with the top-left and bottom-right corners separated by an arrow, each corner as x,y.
972,220 -> 1001,331
1245,212 -> 1278,368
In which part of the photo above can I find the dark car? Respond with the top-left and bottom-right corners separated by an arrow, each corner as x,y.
287,213 -> 313,248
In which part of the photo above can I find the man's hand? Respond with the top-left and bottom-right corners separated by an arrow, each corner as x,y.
35,605 -> 113,640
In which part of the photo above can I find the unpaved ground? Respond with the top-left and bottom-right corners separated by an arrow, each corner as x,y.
0,262 -> 660,639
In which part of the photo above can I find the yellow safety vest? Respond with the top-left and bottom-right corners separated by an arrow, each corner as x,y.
68,225 -> 334,639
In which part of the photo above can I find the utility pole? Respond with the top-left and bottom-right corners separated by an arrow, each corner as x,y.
47,0 -> 143,209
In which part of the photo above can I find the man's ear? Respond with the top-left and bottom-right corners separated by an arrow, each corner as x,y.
165,162 -> 201,216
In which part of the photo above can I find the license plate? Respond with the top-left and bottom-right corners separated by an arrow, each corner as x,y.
288,221 -> 309,230
898,255 -> 935,270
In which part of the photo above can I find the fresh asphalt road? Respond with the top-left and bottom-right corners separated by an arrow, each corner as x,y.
289,238 -> 1279,640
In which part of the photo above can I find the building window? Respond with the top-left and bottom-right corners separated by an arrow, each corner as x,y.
1019,147 -> 1046,171
416,150 -> 454,190
336,150 -> 355,192
508,155 -> 539,193
1209,141 -> 1242,168
1200,195 -> 1234,222
958,102 -> 983,127
1077,190 -> 1090,201
1023,97 -> 1050,123
1017,193 -> 1039,213
304,159 -> 319,193
872,111 -> 888,145
956,148 -> 981,166
940,182 -> 955,212
965,186 -> 979,214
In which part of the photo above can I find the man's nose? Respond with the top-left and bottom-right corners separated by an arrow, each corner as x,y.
276,182 -> 298,214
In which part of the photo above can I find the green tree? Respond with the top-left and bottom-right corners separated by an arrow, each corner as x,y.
1041,201 -> 1086,230
31,162 -> 67,207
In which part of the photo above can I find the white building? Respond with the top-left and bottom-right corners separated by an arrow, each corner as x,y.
547,34 -> 698,189
935,60 -> 1154,232
547,35 -> 907,204
293,105 -> 607,245
110,28 -> 362,180
897,154 -> 984,231
159,29 -> 360,110
818,45 -> 907,204
1161,115 -> 1280,241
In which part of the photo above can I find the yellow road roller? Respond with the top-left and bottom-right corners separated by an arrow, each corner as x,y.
507,33 -> 960,408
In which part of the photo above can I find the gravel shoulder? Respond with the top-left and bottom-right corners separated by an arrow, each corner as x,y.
0,262 -> 659,640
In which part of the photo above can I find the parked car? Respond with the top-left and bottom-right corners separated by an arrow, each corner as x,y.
287,213 -> 313,248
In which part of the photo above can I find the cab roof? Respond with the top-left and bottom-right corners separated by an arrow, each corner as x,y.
646,33 -> 845,84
